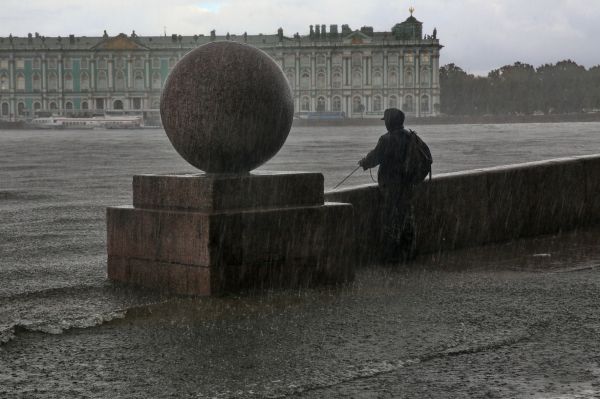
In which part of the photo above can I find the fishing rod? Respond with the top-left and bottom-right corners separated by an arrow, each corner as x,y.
332,165 -> 361,190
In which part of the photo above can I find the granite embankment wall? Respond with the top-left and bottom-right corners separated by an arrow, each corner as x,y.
325,155 -> 600,261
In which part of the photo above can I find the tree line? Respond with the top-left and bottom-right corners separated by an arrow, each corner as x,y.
439,60 -> 600,116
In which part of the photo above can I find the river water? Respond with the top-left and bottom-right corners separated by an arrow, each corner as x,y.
1,122 -> 600,342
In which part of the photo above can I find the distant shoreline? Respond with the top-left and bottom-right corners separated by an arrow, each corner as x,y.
293,113 -> 600,127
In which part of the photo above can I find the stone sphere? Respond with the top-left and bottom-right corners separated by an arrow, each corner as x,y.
160,41 -> 294,173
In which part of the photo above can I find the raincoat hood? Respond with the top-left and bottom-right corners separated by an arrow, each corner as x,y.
382,108 -> 405,132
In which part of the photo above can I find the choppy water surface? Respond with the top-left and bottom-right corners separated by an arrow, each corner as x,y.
0,122 -> 599,332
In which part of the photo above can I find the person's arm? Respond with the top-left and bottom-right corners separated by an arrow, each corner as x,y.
359,137 -> 384,170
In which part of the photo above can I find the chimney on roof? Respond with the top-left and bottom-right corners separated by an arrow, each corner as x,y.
329,24 -> 338,39
35,32 -> 40,38
315,24 -> 320,39
321,25 -> 326,38
341,24 -> 351,35
277,27 -> 283,42
210,30 -> 216,41
69,34 -> 75,44
309,25 -> 314,40
243,32 -> 247,42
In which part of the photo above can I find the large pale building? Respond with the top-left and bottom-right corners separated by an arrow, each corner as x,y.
0,12 -> 441,121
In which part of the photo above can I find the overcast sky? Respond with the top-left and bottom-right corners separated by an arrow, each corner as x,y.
1,0 -> 598,75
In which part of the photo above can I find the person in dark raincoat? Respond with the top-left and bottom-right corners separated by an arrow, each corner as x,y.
358,108 -> 416,262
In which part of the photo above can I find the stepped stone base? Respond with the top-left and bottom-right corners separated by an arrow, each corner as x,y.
107,172 -> 354,295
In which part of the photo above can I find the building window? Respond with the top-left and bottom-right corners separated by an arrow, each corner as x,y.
64,58 -> 72,69
96,98 -> 104,110
115,70 -> 125,90
404,68 -> 413,87
134,57 -> 143,68
300,71 -> 310,89
332,70 -> 342,88
16,73 -> 25,90
152,58 -> 160,68
317,96 -> 326,111
33,58 -> 41,69
82,101 -> 89,110
115,58 -> 124,69
421,95 -> 430,113
352,70 -> 362,88
33,102 -> 41,111
1,102 -> 9,116
351,53 -> 362,67
49,101 -> 57,110
332,96 -> 341,112
404,95 -> 414,112
98,58 -> 107,69
0,73 -> 8,91
169,57 -> 177,68
152,72 -> 161,89
0,59 -> 8,69
373,71 -> 382,87
404,52 -> 414,64
113,100 -> 123,110
421,52 -> 430,64
151,98 -> 160,109
286,70 -> 295,89
389,95 -> 397,108
48,58 -> 57,69
32,73 -> 41,91
64,72 -> 73,91
97,70 -> 108,90
48,72 -> 58,91
134,72 -> 144,90
317,54 -> 326,65
373,96 -> 382,112
421,67 -> 430,85
133,97 -> 142,109
316,71 -> 326,89
65,101 -> 73,110
389,71 -> 398,86
80,72 -> 89,90
301,96 -> 310,111
17,102 -> 25,116
352,96 -> 364,113
16,59 -> 24,69
81,58 -> 89,69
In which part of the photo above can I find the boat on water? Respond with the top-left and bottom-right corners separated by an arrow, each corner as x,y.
27,115 -> 143,130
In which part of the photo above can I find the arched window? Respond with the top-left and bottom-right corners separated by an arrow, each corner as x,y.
33,102 -> 41,111
32,73 -> 41,91
373,96 -> 382,112
352,96 -> 363,113
404,68 -> 413,87
134,72 -> 144,90
98,58 -> 107,69
151,98 -> 160,109
404,95 -> 414,112
352,70 -> 362,88
33,58 -> 41,69
80,72 -> 89,90
286,71 -> 295,89
0,73 -> 8,91
133,98 -> 142,110
17,102 -> 25,115
316,54 -> 326,65
332,96 -> 342,112
389,95 -> 397,109
152,72 -> 161,89
389,71 -> 398,86
134,57 -> 143,68
97,70 -> 107,90
115,71 -> 125,90
169,57 -> 177,68
332,71 -> 342,89
1,102 -> 9,116
49,101 -> 57,110
115,58 -> 124,69
421,95 -> 430,113
64,72 -> 73,91
16,73 -> 25,90
300,71 -> 310,89
421,67 -> 430,85
113,100 -> 124,110
373,71 -> 382,87
301,96 -> 310,111
48,72 -> 58,91
63,57 -> 72,69
65,101 -> 73,110
317,96 -> 326,111
316,71 -> 326,89
81,101 -> 89,110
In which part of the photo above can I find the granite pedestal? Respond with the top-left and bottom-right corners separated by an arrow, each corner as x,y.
107,172 -> 355,295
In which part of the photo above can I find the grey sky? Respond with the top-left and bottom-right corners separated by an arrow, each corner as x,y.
1,0 -> 598,75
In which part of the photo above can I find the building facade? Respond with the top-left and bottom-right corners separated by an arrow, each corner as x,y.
0,13 -> 442,120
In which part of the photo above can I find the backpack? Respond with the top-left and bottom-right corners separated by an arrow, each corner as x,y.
403,129 -> 433,185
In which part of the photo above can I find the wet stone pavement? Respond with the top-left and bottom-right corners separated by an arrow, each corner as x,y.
2,227 -> 600,398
